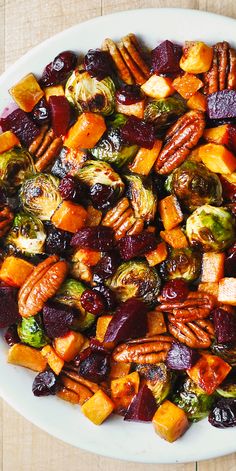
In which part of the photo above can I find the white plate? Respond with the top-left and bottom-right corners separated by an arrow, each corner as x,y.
0,7 -> 236,464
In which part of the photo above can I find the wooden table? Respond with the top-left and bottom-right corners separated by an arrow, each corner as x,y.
0,0 -> 236,469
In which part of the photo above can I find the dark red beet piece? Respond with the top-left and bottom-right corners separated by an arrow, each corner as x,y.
49,96 -> 71,137
32,370 -> 59,396
151,40 -> 182,76
207,90 -> 236,120
59,175 -> 85,202
89,338 -> 109,354
209,398 -> 236,428
120,116 -> 155,149
116,85 -> 142,105
0,108 -> 39,147
0,286 -> 20,328
118,232 -> 157,261
92,284 -> 117,311
80,289 -> 104,315
45,225 -> 71,254
30,97 -> 50,125
166,341 -> 199,370
40,51 -> 77,87
77,347 -> 110,383
104,298 -> 148,345
71,226 -> 115,251
4,324 -> 20,346
225,252 -> 236,277
161,280 -> 189,302
220,175 -> 236,203
84,49 -> 114,80
89,183 -> 116,210
42,301 -> 75,339
124,384 -> 157,422
93,252 -> 120,283
212,308 -> 236,344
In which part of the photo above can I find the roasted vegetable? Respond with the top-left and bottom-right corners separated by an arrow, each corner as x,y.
51,147 -> 87,179
20,173 -> 62,221
152,399 -> 189,442
125,173 -> 157,222
65,70 -> 115,116
106,260 -> 161,305
6,212 -> 46,256
0,147 -> 35,191
90,127 -> 138,168
17,315 -> 48,348
217,371 -> 236,398
186,205 -> 236,251
160,247 -> 201,282
144,95 -> 187,130
211,343 -> 236,367
172,377 -> 214,422
166,161 -> 222,212
135,362 -> 172,405
64,112 -> 106,150
78,160 -> 124,197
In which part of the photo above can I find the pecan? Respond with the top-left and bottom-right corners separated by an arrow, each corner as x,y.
18,255 -> 68,317
203,41 -> 236,94
168,316 -> 214,349
112,335 -> 173,364
0,207 -> 13,237
157,291 -> 215,322
155,110 -> 205,175
60,371 -> 98,404
102,197 -> 144,240
28,126 -> 63,171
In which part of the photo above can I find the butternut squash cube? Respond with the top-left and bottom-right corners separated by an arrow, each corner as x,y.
201,252 -> 225,283
187,92 -> 207,112
81,389 -> 114,425
145,241 -> 168,266
147,310 -> 167,335
152,400 -> 189,442
86,205 -> 102,227
96,315 -> 112,343
199,143 -> 236,174
54,331 -> 85,362
110,361 -> 131,379
129,140 -> 162,176
198,282 -> 219,299
51,201 -> 87,233
41,345 -> 64,375
0,256 -> 34,288
141,75 -> 174,99
44,85 -> 64,101
187,353 -> 231,394
158,195 -> 183,231
8,344 -> 47,372
57,387 -> 80,404
0,131 -> 20,154
203,124 -> 233,146
160,226 -> 188,249
9,73 -> 44,112
116,100 -> 145,119
111,371 -> 140,414
180,41 -> 213,74
173,73 -> 203,99
64,112 -> 106,149
72,247 -> 101,267
218,278 -> 236,306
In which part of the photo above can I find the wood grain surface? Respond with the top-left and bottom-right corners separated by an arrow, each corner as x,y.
0,1 -> 236,470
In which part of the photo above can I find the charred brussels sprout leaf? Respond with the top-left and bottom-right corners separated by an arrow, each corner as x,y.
20,173 -> 62,221
125,173 -> 157,222
211,343 -> 236,367
90,127 -> 138,168
0,147 -> 35,191
172,377 -> 214,422
166,161 -> 222,212
51,147 -> 87,179
106,260 -> 161,306
17,316 -> 48,348
65,70 -> 115,116
186,205 -> 236,251
216,372 -> 236,398
135,362 -> 172,404
144,95 -> 187,130
78,160 -> 124,197
6,212 -> 46,256
160,247 -> 201,282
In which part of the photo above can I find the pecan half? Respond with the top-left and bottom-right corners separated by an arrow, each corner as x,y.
203,41 -> 236,94
0,207 -> 13,237
59,370 -> 99,404
112,335 -> 173,364
102,197 -> 144,240
168,316 -> 214,349
28,126 -> 63,171
157,291 -> 215,322
18,255 -> 68,317
155,110 -> 205,175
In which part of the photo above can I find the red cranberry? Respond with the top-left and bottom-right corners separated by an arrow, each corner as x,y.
116,85 -> 142,105
209,398 -> 236,428
121,116 -> 155,149
80,289 -> 104,315
32,370 -> 59,396
151,40 -> 182,76
161,279 -> 189,302
4,324 -> 20,346
225,252 -> 236,277
45,225 -> 71,254
220,175 -> 236,202
30,97 -> 50,125
89,338 -> 109,354
84,49 -> 114,80
71,226 -> 115,251
40,51 -> 77,87
0,108 -> 40,147
59,175 -> 84,202
93,253 -> 120,283
89,183 -> 116,210
118,232 -> 157,261
93,285 -> 117,311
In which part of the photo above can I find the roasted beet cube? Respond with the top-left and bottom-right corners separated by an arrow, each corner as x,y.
40,51 -> 77,87
118,232 -> 157,261
207,90 -> 236,120
32,369 -> 59,396
30,97 -> 50,125
116,85 -> 142,105
120,116 -> 155,149
212,308 -> 236,344
104,298 -> 147,345
93,252 -> 120,283
49,96 -> 71,137
42,301 -> 75,338
77,347 -> 110,383
4,324 -> 20,346
0,286 -> 20,328
209,398 -> 236,428
71,226 -> 115,251
166,341 -> 199,370
0,108 -> 40,146
151,40 -> 182,76
124,384 -> 157,422
84,48 -> 114,80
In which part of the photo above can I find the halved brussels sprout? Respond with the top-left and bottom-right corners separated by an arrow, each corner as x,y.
135,362 -> 172,404
0,147 -> 35,191
160,247 -> 201,282
65,69 -> 115,116
106,113 -> 128,128
106,260 -> 161,306
216,372 -> 236,398
6,212 -> 46,256
144,95 -> 187,130
90,127 -> 138,168
51,147 -> 87,179
125,173 -> 157,222
211,342 -> 236,367
78,160 -> 124,197
172,377 -> 214,422
166,161 -> 222,212
17,316 -> 48,348
186,205 -> 236,251
20,173 -> 62,221
54,278 -> 95,331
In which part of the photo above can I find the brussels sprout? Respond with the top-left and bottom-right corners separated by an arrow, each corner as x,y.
211,342 -> 236,367
135,362 -> 172,404
125,173 -> 157,222
216,372 -> 236,398
78,160 -> 124,197
166,161 -> 222,212
90,127 -> 138,168
106,113 -> 127,128
106,260 -> 161,305
20,173 -> 62,221
186,205 -> 236,251
51,146 -> 87,179
17,316 -> 48,348
172,377 -> 214,422
54,278 -> 95,331
160,247 -> 201,282
0,147 -> 35,191
144,95 -> 187,130
6,212 -> 46,256
65,70 -> 115,116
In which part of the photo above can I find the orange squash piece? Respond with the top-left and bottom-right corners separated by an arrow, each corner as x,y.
116,100 -> 145,119
110,361 -> 131,380
152,400 -> 189,443
64,112 -> 106,149
110,372 -> 140,414
0,131 -> 20,154
8,344 -> 47,372
51,201 -> 87,233
158,195 -> 183,231
187,353 -> 231,394
57,387 -> 80,404
180,41 -> 213,74
173,73 -> 203,99
54,331 -> 85,362
199,143 -> 236,174
41,345 -> 64,375
72,247 -> 101,267
44,85 -> 64,101
141,75 -> 174,99
145,241 -> 168,266
81,389 -> 115,425
203,124 -> 234,146
147,310 -> 167,336
129,140 -> 162,175
187,92 -> 207,112
9,73 -> 44,112
96,316 -> 112,343
201,252 -> 225,283
160,226 -> 189,249
218,278 -> 236,306
0,256 -> 34,287
198,282 -> 219,299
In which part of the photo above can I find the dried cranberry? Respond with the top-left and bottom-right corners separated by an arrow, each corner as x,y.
89,338 -> 109,354
89,183 -> 116,210
71,226 -> 115,251
116,85 -> 142,105
93,253 -> 120,283
121,116 -> 155,149
225,252 -> 236,277
40,51 -> 77,87
118,232 -> 157,261
161,280 -> 189,302
32,370 -> 59,396
209,398 -> 236,428
84,49 -> 114,80
4,324 -> 20,346
166,341 -> 199,370
42,301 -> 75,338
151,40 -> 182,76
212,308 -> 236,344
93,285 -> 117,311
30,97 -> 50,125
49,96 -> 71,137
0,286 -> 20,328
78,348 -> 110,383
80,289 -> 104,315
45,225 -> 71,254
59,175 -> 84,202
0,108 -> 40,147
124,384 -> 157,422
